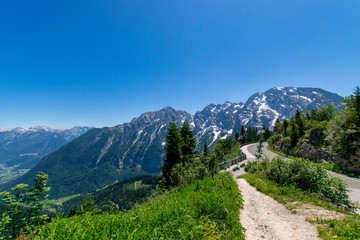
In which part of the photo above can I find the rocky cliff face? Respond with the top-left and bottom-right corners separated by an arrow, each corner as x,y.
272,138 -> 331,162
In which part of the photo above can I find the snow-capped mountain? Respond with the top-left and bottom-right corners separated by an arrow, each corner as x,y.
0,126 -> 93,169
1,87 -> 342,198
193,87 -> 342,148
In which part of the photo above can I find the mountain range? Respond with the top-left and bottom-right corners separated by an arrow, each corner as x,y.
0,126 -> 92,169
0,87 -> 342,198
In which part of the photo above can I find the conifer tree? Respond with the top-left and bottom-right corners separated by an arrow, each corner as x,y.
239,125 -> 245,143
0,172 -> 50,239
344,85 -> 360,128
235,132 -> 240,142
283,119 -> 288,137
262,126 -> 272,140
161,121 -> 182,188
295,109 -> 304,138
290,120 -> 298,147
203,143 -> 208,157
180,122 -> 197,164
274,119 -> 281,134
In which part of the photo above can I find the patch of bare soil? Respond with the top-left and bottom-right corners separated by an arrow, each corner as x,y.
237,178 -> 321,240
285,202 -> 346,221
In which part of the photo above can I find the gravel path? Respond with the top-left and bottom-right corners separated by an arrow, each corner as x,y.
237,178 -> 321,240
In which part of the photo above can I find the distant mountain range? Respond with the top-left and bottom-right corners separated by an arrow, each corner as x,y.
0,87 -> 342,198
0,126 -> 93,169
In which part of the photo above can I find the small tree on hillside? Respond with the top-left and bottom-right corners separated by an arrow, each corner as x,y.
255,136 -> 264,160
203,143 -> 208,157
240,125 -> 246,143
160,121 -> 182,188
0,172 -> 50,239
274,119 -> 281,134
283,119 -> 288,137
295,109 -> 305,138
290,120 -> 298,147
180,122 -> 197,165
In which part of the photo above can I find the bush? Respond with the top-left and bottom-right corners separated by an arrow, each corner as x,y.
168,159 -> 209,187
268,133 -> 281,148
245,158 -> 356,212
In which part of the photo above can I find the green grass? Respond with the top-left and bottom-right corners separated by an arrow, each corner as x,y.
267,146 -> 360,179
0,168 -> 30,184
317,215 -> 360,240
240,173 -> 347,213
42,194 -> 81,207
29,173 -> 245,239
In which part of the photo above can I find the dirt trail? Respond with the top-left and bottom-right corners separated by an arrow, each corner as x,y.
237,178 -> 321,240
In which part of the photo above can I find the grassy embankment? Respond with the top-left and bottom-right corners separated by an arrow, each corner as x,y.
28,173 -> 245,239
241,157 -> 359,240
267,146 -> 360,179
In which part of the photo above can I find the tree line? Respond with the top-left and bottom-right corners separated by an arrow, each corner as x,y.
160,121 -> 272,189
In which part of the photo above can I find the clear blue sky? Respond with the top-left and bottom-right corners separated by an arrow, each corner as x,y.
1,1 -> 359,128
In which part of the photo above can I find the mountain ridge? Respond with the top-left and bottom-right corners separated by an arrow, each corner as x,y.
0,87 -> 342,198
0,126 -> 93,169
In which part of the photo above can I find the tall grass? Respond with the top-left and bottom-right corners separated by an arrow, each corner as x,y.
28,173 -> 245,239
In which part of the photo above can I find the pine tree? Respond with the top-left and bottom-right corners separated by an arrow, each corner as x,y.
283,119 -> 288,137
295,109 -> 304,138
0,172 -> 50,239
161,121 -> 182,188
235,132 -> 240,142
344,85 -> 360,128
203,143 -> 208,157
274,119 -> 281,134
262,126 -> 272,140
180,122 -> 197,164
355,85 -> 360,127
240,125 -> 246,143
290,120 -> 298,147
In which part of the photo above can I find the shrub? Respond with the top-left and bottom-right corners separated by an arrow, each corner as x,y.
169,159 -> 209,187
245,158 -> 356,212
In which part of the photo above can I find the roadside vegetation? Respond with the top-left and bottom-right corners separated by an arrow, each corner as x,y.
268,85 -> 360,176
244,157 -> 356,212
267,146 -> 360,179
242,157 -> 359,239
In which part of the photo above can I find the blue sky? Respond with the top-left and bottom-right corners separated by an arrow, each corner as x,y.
0,1 -> 359,128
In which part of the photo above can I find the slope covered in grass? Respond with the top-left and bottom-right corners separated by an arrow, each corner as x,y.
29,173 -> 245,239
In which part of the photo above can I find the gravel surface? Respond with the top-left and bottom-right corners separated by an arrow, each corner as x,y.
237,178 -> 321,240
